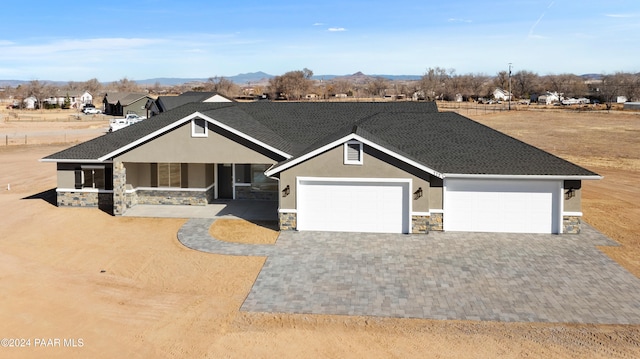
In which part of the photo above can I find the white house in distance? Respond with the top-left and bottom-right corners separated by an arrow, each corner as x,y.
43,91 -> 93,108
493,88 -> 513,101
538,92 -> 561,105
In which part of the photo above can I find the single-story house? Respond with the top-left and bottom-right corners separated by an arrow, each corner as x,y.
493,88 -> 513,101
538,92 -> 561,105
146,91 -> 234,117
103,92 -> 152,117
42,102 -> 600,235
23,96 -> 38,109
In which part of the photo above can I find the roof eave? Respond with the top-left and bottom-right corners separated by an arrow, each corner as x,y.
443,173 -> 603,180
40,158 -> 113,164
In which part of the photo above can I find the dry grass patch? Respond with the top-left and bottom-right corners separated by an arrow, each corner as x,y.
209,219 -> 280,245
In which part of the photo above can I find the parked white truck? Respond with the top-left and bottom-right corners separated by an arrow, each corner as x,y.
108,114 -> 146,132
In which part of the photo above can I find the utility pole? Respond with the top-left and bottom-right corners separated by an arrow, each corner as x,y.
508,63 -> 512,111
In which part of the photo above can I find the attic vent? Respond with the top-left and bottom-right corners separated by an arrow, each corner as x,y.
344,141 -> 363,165
191,118 -> 207,137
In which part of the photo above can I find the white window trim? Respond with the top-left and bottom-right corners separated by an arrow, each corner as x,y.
191,118 -> 208,138
343,140 -> 363,165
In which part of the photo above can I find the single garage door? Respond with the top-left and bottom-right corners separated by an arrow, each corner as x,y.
444,179 -> 560,234
297,179 -> 410,233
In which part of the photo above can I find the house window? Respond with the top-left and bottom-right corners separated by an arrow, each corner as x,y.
75,166 -> 106,189
235,164 -> 252,183
234,164 -> 277,191
158,163 -> 181,187
344,141 -> 363,165
191,118 -> 208,137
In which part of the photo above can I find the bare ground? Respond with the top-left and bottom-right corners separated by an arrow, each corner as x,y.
0,107 -> 639,358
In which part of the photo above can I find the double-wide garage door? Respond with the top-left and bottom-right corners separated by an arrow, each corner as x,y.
444,179 -> 560,234
297,179 -> 410,233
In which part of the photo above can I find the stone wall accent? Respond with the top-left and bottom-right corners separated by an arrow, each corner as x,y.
429,212 -> 444,231
279,212 -> 297,231
563,215 -> 581,234
235,186 -> 278,201
136,189 -> 210,206
113,162 -> 126,215
57,191 -> 113,211
411,215 -> 429,234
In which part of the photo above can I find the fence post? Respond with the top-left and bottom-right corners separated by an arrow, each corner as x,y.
25,135 -> 27,145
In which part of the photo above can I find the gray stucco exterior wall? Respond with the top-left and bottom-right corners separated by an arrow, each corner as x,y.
114,122 -> 281,165
278,144 -> 433,213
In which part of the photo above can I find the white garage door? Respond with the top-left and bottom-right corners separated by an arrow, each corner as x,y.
297,179 -> 410,233
444,179 -> 560,234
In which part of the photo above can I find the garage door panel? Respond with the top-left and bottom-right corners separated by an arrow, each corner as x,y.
297,180 -> 409,233
444,179 -> 559,234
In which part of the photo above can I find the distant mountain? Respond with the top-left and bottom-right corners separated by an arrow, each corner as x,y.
137,72 -> 275,86
0,72 -> 612,88
314,72 -> 422,83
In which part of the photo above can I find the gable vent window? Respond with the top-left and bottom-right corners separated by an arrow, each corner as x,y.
344,141 -> 363,165
191,118 -> 208,137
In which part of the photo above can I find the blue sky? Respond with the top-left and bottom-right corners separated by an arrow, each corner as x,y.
0,0 -> 638,81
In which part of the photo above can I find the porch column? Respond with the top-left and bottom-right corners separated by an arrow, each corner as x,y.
113,161 -> 127,215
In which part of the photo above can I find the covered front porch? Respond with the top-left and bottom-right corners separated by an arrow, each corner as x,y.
121,200 -> 278,221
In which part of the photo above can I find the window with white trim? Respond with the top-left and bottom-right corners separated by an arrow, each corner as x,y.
191,118 -> 208,137
344,141 -> 363,165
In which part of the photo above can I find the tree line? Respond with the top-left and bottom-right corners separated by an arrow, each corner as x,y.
3,68 -> 639,109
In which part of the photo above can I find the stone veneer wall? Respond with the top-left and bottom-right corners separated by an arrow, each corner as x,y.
279,212 -> 297,231
563,215 -> 581,234
235,187 -> 278,201
134,188 -> 213,206
57,191 -> 113,212
411,215 -> 429,234
113,162 -> 126,215
429,213 -> 444,231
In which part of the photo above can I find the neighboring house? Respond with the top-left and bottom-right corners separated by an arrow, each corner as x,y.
23,96 -> 38,109
42,102 -> 600,235
617,96 -> 628,103
493,88 -> 513,101
146,91 -> 233,117
538,92 -> 561,105
43,91 -> 93,108
103,92 -> 152,117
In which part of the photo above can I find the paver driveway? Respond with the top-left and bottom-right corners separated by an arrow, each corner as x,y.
178,220 -> 640,324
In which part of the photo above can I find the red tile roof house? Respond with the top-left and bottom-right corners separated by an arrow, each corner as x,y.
42,102 -> 600,234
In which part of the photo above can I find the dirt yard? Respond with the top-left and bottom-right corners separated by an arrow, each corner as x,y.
0,107 -> 639,358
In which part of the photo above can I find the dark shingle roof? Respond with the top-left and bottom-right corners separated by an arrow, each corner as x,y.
156,92 -> 233,112
43,101 -> 598,177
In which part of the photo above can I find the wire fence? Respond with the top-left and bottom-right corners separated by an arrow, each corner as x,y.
1,132 -> 105,147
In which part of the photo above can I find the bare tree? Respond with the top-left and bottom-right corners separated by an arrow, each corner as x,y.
467,73 -> 490,100
83,78 -> 102,96
110,77 -> 140,92
25,80 -> 48,109
512,70 -> 540,99
494,71 -> 509,90
365,77 -> 388,98
205,76 -> 239,97
419,67 -> 449,100
268,68 -> 314,100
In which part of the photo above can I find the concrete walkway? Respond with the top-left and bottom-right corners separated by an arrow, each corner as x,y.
177,220 -> 640,324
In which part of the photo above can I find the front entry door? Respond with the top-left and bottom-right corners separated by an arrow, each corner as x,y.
217,164 -> 233,199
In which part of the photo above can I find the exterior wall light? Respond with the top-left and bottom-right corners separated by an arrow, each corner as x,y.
414,187 -> 423,200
